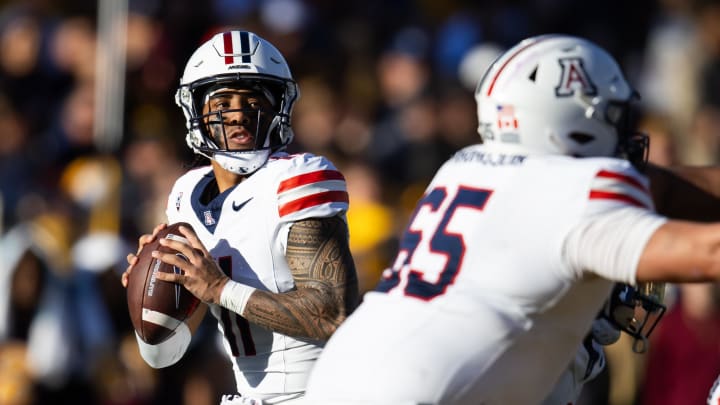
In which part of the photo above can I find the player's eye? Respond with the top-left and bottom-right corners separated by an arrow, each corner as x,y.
213,100 -> 230,110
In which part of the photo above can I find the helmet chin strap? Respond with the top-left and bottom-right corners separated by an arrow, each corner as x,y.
212,149 -> 271,175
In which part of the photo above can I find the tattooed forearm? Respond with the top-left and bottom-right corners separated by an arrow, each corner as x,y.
245,285 -> 343,339
242,216 -> 359,340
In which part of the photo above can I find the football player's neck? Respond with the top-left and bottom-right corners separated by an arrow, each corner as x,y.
212,162 -> 247,192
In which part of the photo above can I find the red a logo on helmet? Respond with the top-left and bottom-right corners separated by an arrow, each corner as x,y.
555,57 -> 597,97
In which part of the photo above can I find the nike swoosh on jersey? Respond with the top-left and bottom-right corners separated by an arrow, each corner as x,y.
232,197 -> 253,211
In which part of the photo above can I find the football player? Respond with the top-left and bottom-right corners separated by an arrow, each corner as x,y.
547,154 -> 720,405
121,31 -> 359,404
304,34 -> 720,404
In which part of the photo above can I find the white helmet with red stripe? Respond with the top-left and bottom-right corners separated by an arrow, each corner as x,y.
175,30 -> 299,174
475,34 -> 647,163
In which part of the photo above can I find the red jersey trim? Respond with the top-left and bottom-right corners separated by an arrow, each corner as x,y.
595,170 -> 649,193
278,170 -> 346,194
588,190 -> 648,208
278,190 -> 349,217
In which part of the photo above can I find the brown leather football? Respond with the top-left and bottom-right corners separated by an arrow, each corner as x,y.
127,222 -> 200,344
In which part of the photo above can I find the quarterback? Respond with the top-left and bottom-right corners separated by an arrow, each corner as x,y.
122,31 -> 359,404
305,34 -> 720,404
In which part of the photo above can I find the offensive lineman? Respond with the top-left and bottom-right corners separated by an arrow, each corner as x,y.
304,34 -> 720,404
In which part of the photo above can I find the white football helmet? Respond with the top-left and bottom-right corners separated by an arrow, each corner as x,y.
175,31 -> 299,174
475,34 -> 647,164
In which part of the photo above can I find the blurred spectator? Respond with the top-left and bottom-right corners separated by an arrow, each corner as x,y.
369,27 -> 445,192
693,0 -> 720,165
48,16 -> 96,82
37,81 -> 98,179
120,135 -> 185,236
341,160 -> 396,294
291,76 -> 340,157
0,341 -> 33,405
436,83 -> 479,151
0,93 -> 33,230
639,0 -> 720,165
433,12 -> 482,81
639,113 -> 679,167
0,212 -> 91,403
0,6 -> 76,137
639,284 -> 720,405
457,42 -> 504,92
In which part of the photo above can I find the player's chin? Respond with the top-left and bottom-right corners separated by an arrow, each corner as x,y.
225,141 -> 255,150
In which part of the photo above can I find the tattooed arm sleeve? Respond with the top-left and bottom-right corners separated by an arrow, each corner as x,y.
241,216 -> 360,341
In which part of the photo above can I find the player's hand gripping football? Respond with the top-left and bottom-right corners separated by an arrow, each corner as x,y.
122,223 -> 168,288
150,224 -> 230,304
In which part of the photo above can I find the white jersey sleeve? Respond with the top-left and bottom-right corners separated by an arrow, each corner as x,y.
271,153 -> 349,254
165,166 -> 212,225
562,162 -> 667,285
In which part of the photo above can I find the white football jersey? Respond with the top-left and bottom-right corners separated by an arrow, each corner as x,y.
305,144 -> 666,404
166,152 -> 349,399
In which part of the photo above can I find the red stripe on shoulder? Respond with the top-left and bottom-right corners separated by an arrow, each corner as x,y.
588,190 -> 648,208
278,170 -> 345,193
278,190 -> 349,217
595,170 -> 648,193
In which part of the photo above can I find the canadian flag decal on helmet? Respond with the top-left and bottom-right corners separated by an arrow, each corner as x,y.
555,57 -> 597,97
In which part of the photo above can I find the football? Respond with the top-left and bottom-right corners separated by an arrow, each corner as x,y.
127,222 -> 200,344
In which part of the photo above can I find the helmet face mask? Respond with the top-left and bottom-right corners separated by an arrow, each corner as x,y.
201,106 -> 267,155
474,34 -> 648,165
605,97 -> 650,169
175,31 -> 299,175
196,84 -> 275,151
602,283 -> 667,353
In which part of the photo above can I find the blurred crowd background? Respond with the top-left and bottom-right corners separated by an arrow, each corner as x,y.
1,0 -> 719,404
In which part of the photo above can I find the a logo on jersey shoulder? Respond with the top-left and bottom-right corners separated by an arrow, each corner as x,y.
203,210 -> 215,225
232,197 -> 254,211
175,192 -> 183,211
